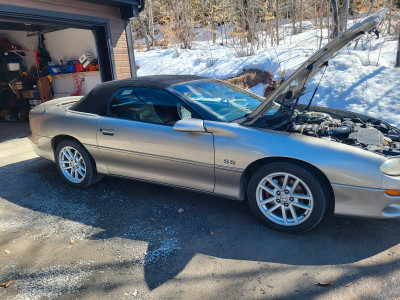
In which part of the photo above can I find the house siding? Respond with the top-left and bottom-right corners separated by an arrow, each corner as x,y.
0,0 -> 131,80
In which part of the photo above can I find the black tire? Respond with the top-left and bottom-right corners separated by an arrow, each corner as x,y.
55,139 -> 103,188
247,162 -> 329,233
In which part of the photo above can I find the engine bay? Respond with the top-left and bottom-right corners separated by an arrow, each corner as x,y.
255,104 -> 400,157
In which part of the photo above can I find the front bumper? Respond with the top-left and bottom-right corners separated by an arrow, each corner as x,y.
333,183 -> 400,218
28,133 -> 54,161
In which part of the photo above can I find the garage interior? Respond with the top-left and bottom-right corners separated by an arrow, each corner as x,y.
0,0 -> 142,143
0,22 -> 105,142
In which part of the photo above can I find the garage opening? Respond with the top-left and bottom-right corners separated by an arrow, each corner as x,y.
0,15 -> 114,142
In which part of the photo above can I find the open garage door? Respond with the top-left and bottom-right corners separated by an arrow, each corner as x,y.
0,5 -> 116,142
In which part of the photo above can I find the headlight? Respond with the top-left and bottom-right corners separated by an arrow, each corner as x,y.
380,158 -> 400,176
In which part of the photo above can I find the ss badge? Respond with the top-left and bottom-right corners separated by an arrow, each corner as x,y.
223,159 -> 236,165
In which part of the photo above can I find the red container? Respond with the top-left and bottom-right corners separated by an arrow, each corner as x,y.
75,61 -> 85,72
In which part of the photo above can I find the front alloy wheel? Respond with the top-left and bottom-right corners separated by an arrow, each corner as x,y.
248,162 -> 329,233
256,172 -> 314,226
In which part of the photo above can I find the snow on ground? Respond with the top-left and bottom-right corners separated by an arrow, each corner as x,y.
135,20 -> 400,126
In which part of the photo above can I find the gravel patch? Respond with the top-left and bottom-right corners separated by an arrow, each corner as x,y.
144,238 -> 181,265
0,264 -> 93,300
0,195 -> 99,241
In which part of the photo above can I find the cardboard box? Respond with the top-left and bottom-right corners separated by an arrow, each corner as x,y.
79,53 -> 95,68
37,77 -> 53,102
22,90 -> 34,99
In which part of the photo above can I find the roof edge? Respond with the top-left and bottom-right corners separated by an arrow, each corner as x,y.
77,0 -> 141,7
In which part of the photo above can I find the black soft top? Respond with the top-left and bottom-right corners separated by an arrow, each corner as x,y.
70,74 -> 206,115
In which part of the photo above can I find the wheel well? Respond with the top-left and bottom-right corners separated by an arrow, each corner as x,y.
52,134 -> 100,173
241,157 -> 335,215
52,135 -> 83,153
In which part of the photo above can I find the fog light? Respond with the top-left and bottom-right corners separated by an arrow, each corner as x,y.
385,190 -> 400,196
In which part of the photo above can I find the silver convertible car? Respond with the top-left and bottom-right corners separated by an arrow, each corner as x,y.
29,10 -> 400,232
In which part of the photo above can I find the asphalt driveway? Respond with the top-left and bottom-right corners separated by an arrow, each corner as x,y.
1,138 -> 400,299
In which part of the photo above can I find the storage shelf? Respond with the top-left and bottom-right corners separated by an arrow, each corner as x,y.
5,50 -> 29,53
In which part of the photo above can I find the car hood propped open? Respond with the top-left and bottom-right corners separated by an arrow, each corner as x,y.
242,8 -> 387,125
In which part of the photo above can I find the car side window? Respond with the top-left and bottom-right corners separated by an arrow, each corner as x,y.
106,87 -> 195,126
107,88 -> 143,121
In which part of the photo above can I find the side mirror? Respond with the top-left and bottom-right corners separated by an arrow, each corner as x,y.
173,118 -> 206,133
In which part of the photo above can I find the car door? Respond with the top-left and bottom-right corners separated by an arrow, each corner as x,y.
96,87 -> 215,192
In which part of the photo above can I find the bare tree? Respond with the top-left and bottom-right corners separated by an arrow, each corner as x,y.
396,32 -> 400,67
319,0 -> 324,48
327,0 -> 331,42
292,0 -> 297,35
338,1 -> 347,33
344,0 -> 349,30
367,0 -> 377,15
331,0 -> 339,38
275,0 -> 280,45
134,0 -> 400,61
137,15 -> 151,50
221,0 -> 228,44
299,0 -> 304,33
173,0 -> 195,49
210,0 -> 217,44
146,0 -> 155,45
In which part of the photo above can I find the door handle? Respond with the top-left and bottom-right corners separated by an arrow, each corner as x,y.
100,128 -> 114,136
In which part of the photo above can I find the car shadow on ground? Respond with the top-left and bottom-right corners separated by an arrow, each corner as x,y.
0,122 -> 30,142
1,157 -> 400,291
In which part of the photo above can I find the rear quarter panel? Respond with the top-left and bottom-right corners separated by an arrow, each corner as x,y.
29,103 -> 107,173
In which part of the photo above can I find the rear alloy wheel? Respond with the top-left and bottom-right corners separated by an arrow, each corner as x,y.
59,146 -> 86,184
248,162 -> 328,233
55,139 -> 102,188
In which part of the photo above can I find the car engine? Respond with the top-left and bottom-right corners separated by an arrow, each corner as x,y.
287,107 -> 400,157
252,103 -> 400,157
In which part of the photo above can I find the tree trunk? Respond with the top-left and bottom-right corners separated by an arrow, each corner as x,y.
251,0 -> 257,49
319,0 -> 324,48
344,0 -> 349,30
211,0 -> 216,43
367,0 -> 377,15
331,0 -> 339,38
138,15 -> 150,51
327,0 -> 330,41
242,0 -> 253,43
338,1 -> 347,33
146,25 -> 157,47
395,33 -> 400,68
275,0 -> 279,45
147,0 -> 154,45
146,0 -> 157,47
200,0 -> 206,28
268,0 -> 274,46
299,0 -> 303,33
292,0 -> 297,35
222,0 -> 228,44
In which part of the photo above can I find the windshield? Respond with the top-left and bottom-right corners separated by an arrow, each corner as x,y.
170,79 -> 279,122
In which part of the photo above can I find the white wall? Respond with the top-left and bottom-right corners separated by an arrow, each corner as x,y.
43,28 -> 97,64
0,28 -> 97,71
